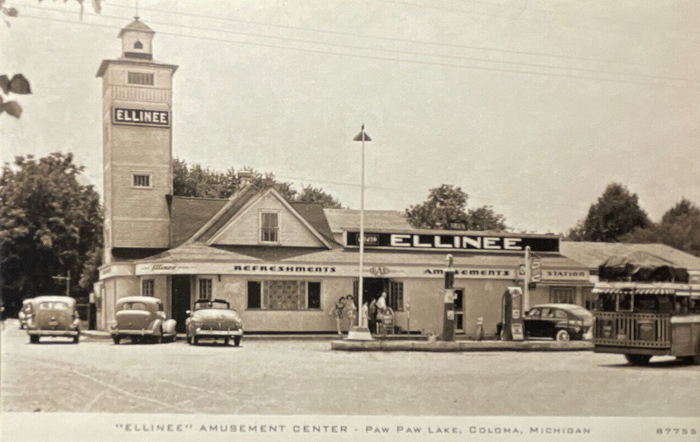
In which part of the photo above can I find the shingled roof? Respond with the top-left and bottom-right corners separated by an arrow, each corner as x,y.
170,196 -> 227,247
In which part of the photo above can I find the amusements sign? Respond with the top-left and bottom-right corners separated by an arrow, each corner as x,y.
345,231 -> 559,253
113,107 -> 170,127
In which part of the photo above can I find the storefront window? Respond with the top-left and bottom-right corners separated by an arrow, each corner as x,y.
248,281 -> 261,309
388,281 -> 404,311
267,280 -> 304,310
142,279 -> 154,297
199,278 -> 212,300
549,287 -> 576,304
582,287 -> 596,311
308,282 -> 321,309
246,280 -> 321,310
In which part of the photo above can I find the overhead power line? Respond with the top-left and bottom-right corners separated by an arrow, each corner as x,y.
377,0 -> 700,47
19,4 -> 696,84
100,0 -> 660,69
18,13 -> 699,90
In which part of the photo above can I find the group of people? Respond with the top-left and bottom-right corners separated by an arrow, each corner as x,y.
329,292 -> 389,335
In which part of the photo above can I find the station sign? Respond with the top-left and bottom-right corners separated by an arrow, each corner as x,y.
112,107 -> 170,128
345,231 -> 559,253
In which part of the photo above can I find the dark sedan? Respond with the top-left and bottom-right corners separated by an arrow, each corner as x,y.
524,304 -> 593,341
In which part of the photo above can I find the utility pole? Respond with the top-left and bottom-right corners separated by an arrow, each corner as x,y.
52,270 -> 71,297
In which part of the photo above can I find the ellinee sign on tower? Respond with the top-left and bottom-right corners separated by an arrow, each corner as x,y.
97,18 -> 178,264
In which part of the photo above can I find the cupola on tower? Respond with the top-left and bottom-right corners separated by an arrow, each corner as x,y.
97,18 -> 178,264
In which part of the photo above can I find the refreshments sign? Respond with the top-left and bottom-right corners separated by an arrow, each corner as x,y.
113,107 -> 170,127
345,231 -> 559,253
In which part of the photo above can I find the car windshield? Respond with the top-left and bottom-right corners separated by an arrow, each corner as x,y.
121,302 -> 148,311
195,301 -> 228,310
39,302 -> 69,310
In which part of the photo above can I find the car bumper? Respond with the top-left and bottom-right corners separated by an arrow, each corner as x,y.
28,329 -> 79,337
111,329 -> 156,336
192,329 -> 244,338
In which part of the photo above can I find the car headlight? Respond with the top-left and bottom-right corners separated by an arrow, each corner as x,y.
570,319 -> 583,326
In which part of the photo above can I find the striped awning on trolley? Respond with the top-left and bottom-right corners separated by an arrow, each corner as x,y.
592,287 -> 676,295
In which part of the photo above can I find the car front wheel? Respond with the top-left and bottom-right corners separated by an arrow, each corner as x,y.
29,335 -> 39,344
73,334 -> 80,344
234,336 -> 242,347
112,335 -> 121,345
555,329 -> 570,342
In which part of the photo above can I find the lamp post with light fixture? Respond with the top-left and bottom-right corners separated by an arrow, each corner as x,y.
346,124 -> 373,341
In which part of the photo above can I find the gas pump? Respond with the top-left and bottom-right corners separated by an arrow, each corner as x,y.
500,287 -> 524,341
440,254 -> 457,341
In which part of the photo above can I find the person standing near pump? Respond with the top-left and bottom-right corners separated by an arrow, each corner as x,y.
344,294 -> 357,332
368,296 -> 378,334
375,291 -> 388,334
361,300 -> 369,329
329,296 -> 346,336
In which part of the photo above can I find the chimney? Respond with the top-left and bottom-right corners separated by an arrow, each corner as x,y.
238,170 -> 253,188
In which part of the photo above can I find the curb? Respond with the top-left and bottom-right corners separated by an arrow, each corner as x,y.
330,340 -> 593,352
81,331 -> 429,341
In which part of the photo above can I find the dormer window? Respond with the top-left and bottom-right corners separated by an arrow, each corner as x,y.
134,40 -> 143,49
260,211 -> 279,243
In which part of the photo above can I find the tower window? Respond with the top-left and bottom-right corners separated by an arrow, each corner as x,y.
134,40 -> 143,49
132,174 -> 151,188
127,72 -> 154,85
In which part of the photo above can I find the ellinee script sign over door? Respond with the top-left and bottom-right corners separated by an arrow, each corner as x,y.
345,232 -> 559,253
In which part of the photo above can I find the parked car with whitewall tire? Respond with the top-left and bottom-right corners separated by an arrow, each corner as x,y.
186,299 -> 244,346
109,296 -> 176,344
25,296 -> 80,344
524,304 -> 593,341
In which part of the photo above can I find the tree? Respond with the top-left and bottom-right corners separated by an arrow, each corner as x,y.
0,153 -> 103,316
296,185 -> 343,208
173,159 -> 237,199
466,205 -> 507,231
622,198 -> 700,257
406,184 -> 507,230
567,183 -> 650,242
172,158 -> 344,208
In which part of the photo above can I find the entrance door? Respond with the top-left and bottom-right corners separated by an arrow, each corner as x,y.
454,289 -> 464,333
172,275 -> 191,333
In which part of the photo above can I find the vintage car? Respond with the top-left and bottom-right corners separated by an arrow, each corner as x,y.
109,296 -> 177,344
18,298 -> 32,329
523,303 -> 593,341
25,296 -> 80,343
186,299 -> 243,346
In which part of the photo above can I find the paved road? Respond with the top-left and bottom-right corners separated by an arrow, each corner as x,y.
2,320 -> 698,416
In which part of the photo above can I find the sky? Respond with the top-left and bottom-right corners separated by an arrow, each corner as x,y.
2,0 -> 699,234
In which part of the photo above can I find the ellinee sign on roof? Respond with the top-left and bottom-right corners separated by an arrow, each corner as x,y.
345,232 -> 560,252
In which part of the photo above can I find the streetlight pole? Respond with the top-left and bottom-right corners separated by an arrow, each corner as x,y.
347,124 -> 373,341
